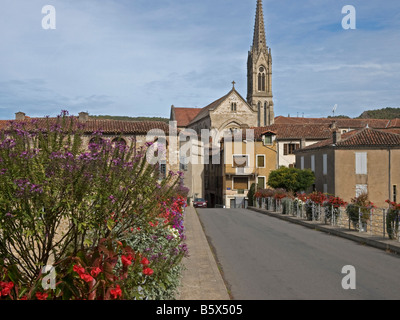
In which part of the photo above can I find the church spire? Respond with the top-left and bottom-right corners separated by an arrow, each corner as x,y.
252,0 -> 267,52
247,0 -> 274,126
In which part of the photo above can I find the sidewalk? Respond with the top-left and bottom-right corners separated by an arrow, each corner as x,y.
248,206 -> 400,255
177,206 -> 230,300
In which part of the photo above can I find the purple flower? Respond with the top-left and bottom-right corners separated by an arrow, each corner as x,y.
109,195 -> 116,204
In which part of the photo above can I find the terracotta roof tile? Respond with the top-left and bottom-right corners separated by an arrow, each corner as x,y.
274,116 -> 394,129
297,128 -> 400,152
252,123 -> 332,140
172,107 -> 202,127
0,117 -> 170,135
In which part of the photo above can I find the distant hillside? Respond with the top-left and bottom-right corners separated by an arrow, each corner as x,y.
327,115 -> 351,119
358,107 -> 400,120
91,115 -> 170,123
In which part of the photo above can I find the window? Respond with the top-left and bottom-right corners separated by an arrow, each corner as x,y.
356,184 -> 368,197
159,161 -> 167,179
355,152 -> 367,175
231,102 -> 237,112
394,185 -> 397,203
301,156 -> 305,170
257,176 -> 266,189
264,135 -> 273,145
112,137 -> 126,146
233,177 -> 249,190
323,184 -> 328,194
258,66 -> 266,92
311,155 -> 315,172
283,143 -> 300,155
179,156 -> 188,171
233,155 -> 248,168
257,102 -> 261,127
264,102 -> 267,126
323,154 -> 328,175
257,155 -> 265,168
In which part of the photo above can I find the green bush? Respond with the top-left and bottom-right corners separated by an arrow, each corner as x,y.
386,209 -> 399,240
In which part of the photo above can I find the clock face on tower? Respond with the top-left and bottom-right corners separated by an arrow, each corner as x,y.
259,66 -> 264,72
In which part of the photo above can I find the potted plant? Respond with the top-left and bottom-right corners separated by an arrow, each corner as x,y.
346,193 -> 375,231
323,195 -> 347,224
385,200 -> 400,240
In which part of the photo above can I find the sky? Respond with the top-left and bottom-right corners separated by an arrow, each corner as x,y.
0,0 -> 399,120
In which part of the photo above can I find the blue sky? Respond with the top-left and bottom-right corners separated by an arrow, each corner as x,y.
0,0 -> 399,120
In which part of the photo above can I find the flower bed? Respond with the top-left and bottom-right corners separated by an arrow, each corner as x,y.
0,112 -> 188,300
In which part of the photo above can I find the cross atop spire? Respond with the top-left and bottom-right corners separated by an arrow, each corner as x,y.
252,0 -> 267,52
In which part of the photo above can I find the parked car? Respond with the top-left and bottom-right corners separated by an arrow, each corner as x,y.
193,198 -> 207,208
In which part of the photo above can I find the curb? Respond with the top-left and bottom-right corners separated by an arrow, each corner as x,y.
177,207 -> 230,300
248,206 -> 400,256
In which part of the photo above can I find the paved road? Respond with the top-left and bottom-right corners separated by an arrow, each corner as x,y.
197,208 -> 400,300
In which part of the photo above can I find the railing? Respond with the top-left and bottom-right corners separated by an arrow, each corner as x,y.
254,197 -> 400,241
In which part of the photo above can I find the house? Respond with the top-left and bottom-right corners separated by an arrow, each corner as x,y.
1,111 -> 180,177
204,128 -> 277,208
294,125 -> 400,208
256,123 -> 333,168
169,0 -> 276,205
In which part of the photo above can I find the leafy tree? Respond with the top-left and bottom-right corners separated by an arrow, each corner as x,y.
247,183 -> 256,206
267,167 -> 314,193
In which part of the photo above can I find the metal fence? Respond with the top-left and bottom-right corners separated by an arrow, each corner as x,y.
254,197 -> 400,241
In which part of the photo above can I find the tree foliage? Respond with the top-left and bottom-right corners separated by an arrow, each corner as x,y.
267,167 -> 314,193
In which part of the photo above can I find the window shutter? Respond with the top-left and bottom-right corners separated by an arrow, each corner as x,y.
284,144 -> 288,156
234,177 -> 249,190
311,155 -> 315,172
323,154 -> 328,175
356,153 -> 367,174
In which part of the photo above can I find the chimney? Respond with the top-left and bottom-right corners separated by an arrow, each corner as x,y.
79,112 -> 89,122
15,112 -> 26,121
300,138 -> 306,149
331,121 -> 341,144
333,130 -> 341,144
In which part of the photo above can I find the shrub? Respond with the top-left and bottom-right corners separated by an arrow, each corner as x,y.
346,193 -> 374,229
386,200 -> 400,240
0,111 -> 187,300
323,195 -> 347,223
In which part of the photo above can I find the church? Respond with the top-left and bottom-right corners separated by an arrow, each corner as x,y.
170,0 -> 274,134
170,0 -> 278,208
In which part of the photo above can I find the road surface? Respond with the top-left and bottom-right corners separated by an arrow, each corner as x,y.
197,208 -> 400,300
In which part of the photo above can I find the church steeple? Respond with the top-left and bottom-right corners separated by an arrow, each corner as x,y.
252,0 -> 267,53
247,0 -> 274,126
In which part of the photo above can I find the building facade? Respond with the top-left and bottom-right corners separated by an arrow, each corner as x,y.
294,127 -> 400,208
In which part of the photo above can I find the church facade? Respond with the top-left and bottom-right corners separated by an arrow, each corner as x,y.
171,0 -> 278,207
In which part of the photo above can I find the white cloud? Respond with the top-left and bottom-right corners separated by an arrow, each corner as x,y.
0,0 -> 399,120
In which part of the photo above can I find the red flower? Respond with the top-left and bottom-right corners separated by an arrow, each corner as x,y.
36,292 -> 49,300
80,273 -> 94,283
121,254 -> 134,267
110,285 -> 122,299
143,267 -> 154,276
1,282 -> 14,296
73,264 -> 85,276
140,257 -> 150,266
90,267 -> 102,278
